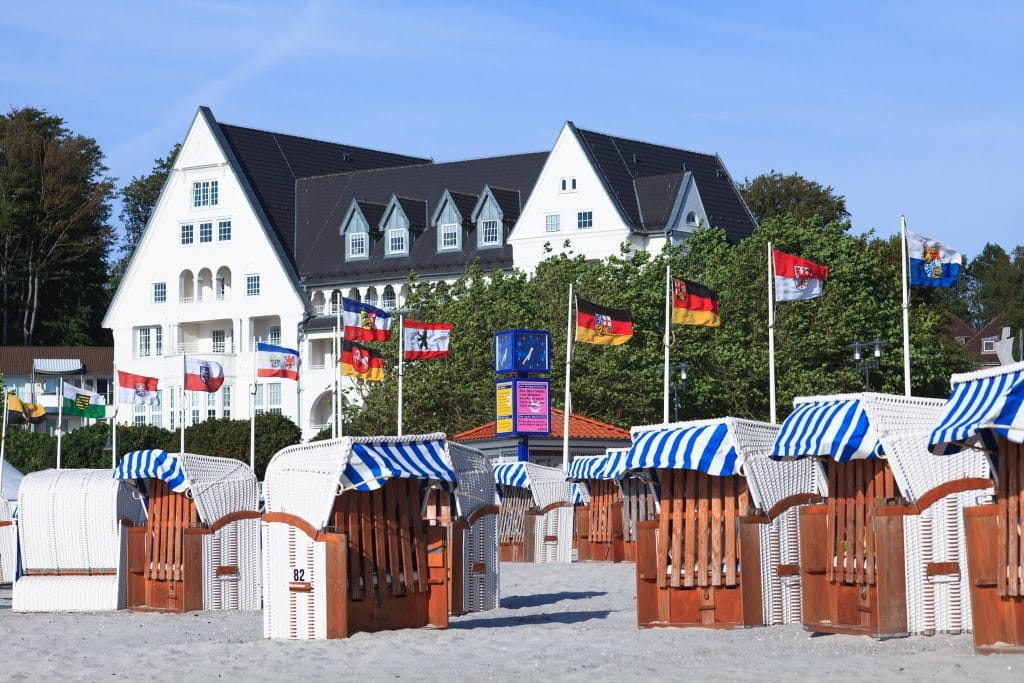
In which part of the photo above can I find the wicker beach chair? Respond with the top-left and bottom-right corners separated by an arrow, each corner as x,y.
928,362 -> 1024,653
114,450 -> 261,612
568,452 -> 627,563
626,417 -> 823,629
773,393 -> 992,639
12,469 -> 145,612
444,443 -> 500,614
0,495 -> 14,586
261,434 -> 459,640
493,462 -> 574,563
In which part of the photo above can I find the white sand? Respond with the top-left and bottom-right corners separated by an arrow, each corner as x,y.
1,563 -> 1021,681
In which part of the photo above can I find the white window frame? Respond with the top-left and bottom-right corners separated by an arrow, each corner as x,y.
137,327 -> 151,358
218,219 -> 232,241
381,287 -> 397,310
439,222 -> 460,251
222,386 -> 231,420
180,223 -> 194,245
212,329 -> 226,353
207,391 -> 217,420
982,339 -> 997,353
199,221 -> 213,243
269,325 -> 281,346
191,180 -> 219,208
387,228 -> 408,255
267,382 -> 282,415
576,211 -> 593,230
347,230 -> 368,259
480,219 -> 501,247
246,274 -> 261,297
545,213 -> 561,233
153,282 -> 166,303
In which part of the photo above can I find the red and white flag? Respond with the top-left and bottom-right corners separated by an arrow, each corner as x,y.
257,342 -> 300,381
773,250 -> 829,301
184,356 -> 225,392
117,370 -> 160,405
403,321 -> 452,360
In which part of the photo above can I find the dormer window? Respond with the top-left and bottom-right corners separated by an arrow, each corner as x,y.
686,211 -> 699,227
341,201 -> 371,261
481,220 -> 500,246
471,185 -> 511,249
440,223 -> 460,250
348,231 -> 367,258
433,191 -> 466,252
388,228 -> 407,254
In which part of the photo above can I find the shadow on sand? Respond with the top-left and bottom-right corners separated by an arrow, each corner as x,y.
452,610 -> 612,629
500,590 -> 606,610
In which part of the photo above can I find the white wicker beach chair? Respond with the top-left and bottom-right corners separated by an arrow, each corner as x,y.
114,450 -> 261,611
494,461 -> 574,564
626,417 -> 822,628
261,434 -> 459,640
12,469 -> 145,612
447,443 -> 500,613
772,392 -> 991,638
0,495 -> 15,585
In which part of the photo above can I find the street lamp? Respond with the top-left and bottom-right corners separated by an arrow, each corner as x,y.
847,339 -> 886,390
671,362 -> 692,422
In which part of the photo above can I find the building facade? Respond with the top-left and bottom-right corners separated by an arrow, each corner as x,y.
105,108 -> 756,438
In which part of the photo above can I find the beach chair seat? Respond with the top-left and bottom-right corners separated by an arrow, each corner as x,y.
494,462 -> 574,563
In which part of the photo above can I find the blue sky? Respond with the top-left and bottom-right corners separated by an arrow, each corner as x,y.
3,1 -> 1021,256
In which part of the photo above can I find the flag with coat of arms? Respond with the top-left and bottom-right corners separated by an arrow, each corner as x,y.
907,231 -> 962,288
62,382 -> 107,418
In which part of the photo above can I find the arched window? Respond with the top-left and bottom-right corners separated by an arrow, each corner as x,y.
179,269 -> 195,303
560,178 -> 567,191
365,287 -> 379,307
382,285 -> 397,310
215,266 -> 231,300
197,267 -> 213,302
686,211 -> 699,227
571,177 -> 577,190
346,288 -> 360,303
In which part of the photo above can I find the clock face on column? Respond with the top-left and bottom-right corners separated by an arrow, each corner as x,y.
516,332 -> 549,372
494,333 -> 513,372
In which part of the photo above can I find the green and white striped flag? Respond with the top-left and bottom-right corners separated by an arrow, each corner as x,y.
62,382 -> 106,418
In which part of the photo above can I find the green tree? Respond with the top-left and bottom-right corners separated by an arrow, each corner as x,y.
346,220 -> 971,435
109,143 -> 180,289
0,107 -> 117,346
740,170 -> 849,226
179,414 -> 301,479
964,242 -> 1024,331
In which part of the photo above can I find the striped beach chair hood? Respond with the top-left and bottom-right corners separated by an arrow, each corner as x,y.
627,419 -> 745,477
928,362 -> 1024,455
770,395 -> 882,462
114,449 -> 190,493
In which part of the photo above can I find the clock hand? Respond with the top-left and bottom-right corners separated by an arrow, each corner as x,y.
523,347 -> 534,362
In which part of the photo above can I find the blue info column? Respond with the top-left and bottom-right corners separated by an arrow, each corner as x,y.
493,330 -> 552,462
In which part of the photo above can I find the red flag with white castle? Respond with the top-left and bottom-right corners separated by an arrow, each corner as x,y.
773,250 -> 829,301
117,370 -> 160,405
183,356 -> 225,392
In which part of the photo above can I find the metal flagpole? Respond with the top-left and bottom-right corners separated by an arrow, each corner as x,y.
57,375 -> 64,469
111,364 -> 117,469
1,389 -> 9,494
900,215 -> 912,396
663,264 -> 671,423
180,355 -> 186,454
250,337 -> 258,471
398,314 -> 405,436
768,242 -> 778,424
562,284 -> 574,472
335,298 -> 343,438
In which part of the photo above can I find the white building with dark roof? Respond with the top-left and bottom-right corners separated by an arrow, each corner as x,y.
105,108 -> 756,437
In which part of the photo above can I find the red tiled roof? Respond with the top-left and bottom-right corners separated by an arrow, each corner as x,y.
451,408 -> 630,442
0,346 -> 114,376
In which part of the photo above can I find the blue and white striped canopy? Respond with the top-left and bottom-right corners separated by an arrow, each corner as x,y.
571,483 -> 587,505
342,439 -> 457,492
625,421 -> 740,477
928,367 -> 1024,454
770,398 -> 881,462
493,462 -> 530,488
566,455 -> 606,481
114,449 -> 190,493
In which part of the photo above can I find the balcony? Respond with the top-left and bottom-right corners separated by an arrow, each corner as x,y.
169,341 -> 236,355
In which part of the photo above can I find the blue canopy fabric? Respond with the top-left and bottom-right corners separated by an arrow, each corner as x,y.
493,462 -> 530,488
566,455 -> 606,481
625,421 -> 740,477
343,439 -> 457,492
114,449 -> 190,493
571,483 -> 587,505
770,398 -> 881,462
928,367 -> 1024,454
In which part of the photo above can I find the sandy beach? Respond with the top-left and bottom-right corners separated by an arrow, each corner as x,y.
0,562 -> 1020,681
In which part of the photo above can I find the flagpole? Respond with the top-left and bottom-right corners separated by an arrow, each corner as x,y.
250,336 -> 258,471
768,241 -> 778,424
335,299 -> 342,439
111,364 -> 117,469
180,355 -> 186,454
1,390 -> 9,495
398,314 -> 405,436
562,283 -> 574,472
57,375 -> 64,469
900,214 -> 912,396
663,264 -> 671,423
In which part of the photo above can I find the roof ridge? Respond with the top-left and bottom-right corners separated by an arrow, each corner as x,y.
218,121 -> 430,162
297,151 -> 547,184
575,126 -> 719,160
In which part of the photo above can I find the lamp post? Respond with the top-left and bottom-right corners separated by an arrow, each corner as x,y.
848,339 -> 886,390
671,362 -> 691,423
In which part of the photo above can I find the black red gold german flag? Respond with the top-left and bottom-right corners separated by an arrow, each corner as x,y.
340,340 -> 385,381
575,296 -> 634,345
672,278 -> 720,327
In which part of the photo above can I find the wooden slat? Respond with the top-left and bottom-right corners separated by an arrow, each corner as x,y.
697,472 -> 709,588
358,491 -> 375,598
669,471 -> 683,587
843,462 -> 855,584
372,487 -> 388,594
997,444 -> 1009,596
1017,442 -> 1024,596
866,462 -> 881,586
854,459 -> 865,585
1006,442 -> 1019,596
657,469 -> 673,588
724,475 -> 737,586
683,469 -> 697,588
410,481 -> 430,593
346,495 -> 364,599
385,479 -> 402,597
711,474 -> 722,587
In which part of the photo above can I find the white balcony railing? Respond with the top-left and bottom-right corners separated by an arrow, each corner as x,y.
313,304 -> 340,316
179,296 -> 194,304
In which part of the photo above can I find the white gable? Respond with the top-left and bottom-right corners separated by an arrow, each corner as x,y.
509,123 -> 639,272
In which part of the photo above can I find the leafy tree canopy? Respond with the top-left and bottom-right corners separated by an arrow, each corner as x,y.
741,170 -> 849,226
